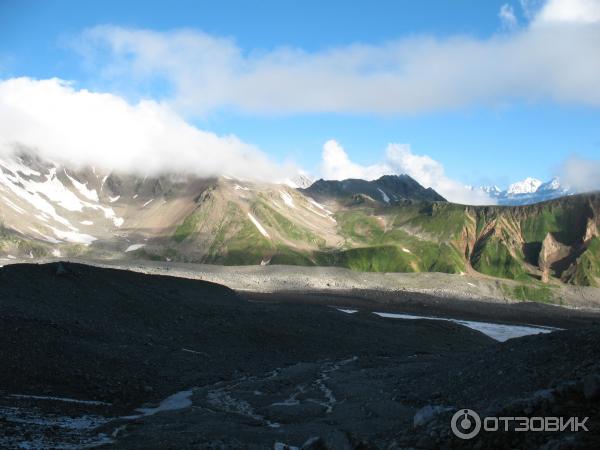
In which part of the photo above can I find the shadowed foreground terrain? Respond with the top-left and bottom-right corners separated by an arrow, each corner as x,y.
0,262 -> 599,449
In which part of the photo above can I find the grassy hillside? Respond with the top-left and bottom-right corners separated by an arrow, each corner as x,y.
0,225 -> 50,258
165,193 -> 600,291
316,245 -> 417,273
562,237 -> 600,287
312,194 -> 600,288
470,233 -> 528,280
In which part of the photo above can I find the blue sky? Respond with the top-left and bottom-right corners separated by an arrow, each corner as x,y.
1,0 -> 599,203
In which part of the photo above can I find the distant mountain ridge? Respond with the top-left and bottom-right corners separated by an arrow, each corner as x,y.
473,176 -> 574,205
302,175 -> 446,204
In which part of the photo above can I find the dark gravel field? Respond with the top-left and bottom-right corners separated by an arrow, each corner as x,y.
0,262 -> 598,449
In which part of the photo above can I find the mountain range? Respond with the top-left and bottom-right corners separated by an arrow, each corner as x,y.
473,176 -> 574,206
1,150 -> 599,295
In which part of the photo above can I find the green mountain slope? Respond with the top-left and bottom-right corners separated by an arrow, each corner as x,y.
562,237 -> 600,287
1,149 -> 599,291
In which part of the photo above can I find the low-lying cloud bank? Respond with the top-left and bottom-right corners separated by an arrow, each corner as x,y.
0,77 -> 293,180
320,140 -> 495,205
0,77 -> 596,205
74,0 -> 600,115
0,77 -> 497,204
559,156 -> 600,193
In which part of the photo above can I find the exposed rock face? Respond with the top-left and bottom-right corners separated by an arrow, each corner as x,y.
584,217 -> 598,243
559,218 -> 600,286
539,233 -> 571,283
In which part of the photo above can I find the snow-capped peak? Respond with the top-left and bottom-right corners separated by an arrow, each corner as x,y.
477,176 -> 574,205
283,173 -> 314,189
538,177 -> 563,192
506,177 -> 543,195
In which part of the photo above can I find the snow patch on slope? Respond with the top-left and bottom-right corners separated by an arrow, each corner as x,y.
28,226 -> 62,244
94,205 -> 124,227
29,168 -> 90,212
305,198 -> 336,223
1,196 -> 25,214
0,166 -> 75,228
377,188 -> 390,203
47,226 -> 96,245
279,190 -> 295,208
247,213 -> 270,239
374,312 -> 557,342
128,390 -> 193,418
125,243 -> 146,253
0,157 -> 124,231
0,157 -> 41,177
64,170 -> 99,202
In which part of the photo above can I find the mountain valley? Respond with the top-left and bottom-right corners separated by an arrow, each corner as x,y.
1,150 -> 600,305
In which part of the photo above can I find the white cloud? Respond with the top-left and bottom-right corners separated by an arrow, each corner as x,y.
499,4 -> 519,30
319,140 -> 495,205
73,4 -> 600,116
320,140 -> 388,181
559,155 -> 600,192
534,0 -> 600,24
0,77 -> 294,180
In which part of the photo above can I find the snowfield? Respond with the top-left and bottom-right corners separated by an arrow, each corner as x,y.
0,156 -> 124,242
372,312 -> 558,342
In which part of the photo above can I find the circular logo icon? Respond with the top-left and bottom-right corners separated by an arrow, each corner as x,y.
451,409 -> 481,439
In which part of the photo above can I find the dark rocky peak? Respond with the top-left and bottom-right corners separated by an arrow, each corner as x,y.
301,174 -> 446,205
